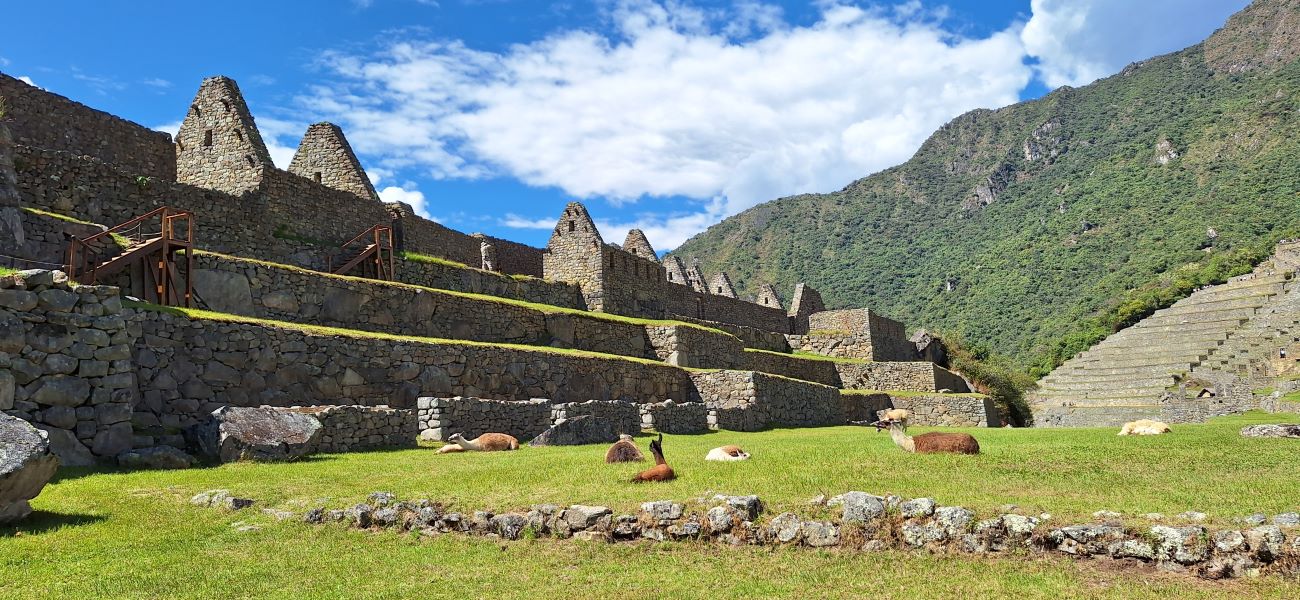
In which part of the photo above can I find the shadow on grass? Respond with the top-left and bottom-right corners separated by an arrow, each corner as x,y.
49,454 -> 343,483
1,510 -> 106,536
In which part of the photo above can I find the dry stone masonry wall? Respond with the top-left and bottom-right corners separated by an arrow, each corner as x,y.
639,400 -> 711,434
691,371 -> 843,431
417,396 -> 552,442
835,361 -> 970,393
550,400 -> 641,436
279,405 -> 417,453
0,73 -> 176,180
287,123 -> 380,202
1,270 -> 138,466
246,490 -> 1300,581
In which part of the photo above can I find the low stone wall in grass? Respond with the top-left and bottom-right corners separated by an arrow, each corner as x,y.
639,400 -> 711,434
551,400 -> 641,437
691,370 -> 842,431
416,396 -> 552,442
279,405 -> 417,453
198,489 -> 1300,581
1,270 -> 139,466
838,391 -> 893,423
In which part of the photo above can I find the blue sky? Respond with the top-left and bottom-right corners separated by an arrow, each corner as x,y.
1,0 -> 1246,251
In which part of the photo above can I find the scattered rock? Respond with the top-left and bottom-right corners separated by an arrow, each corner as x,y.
116,446 -> 195,469
1177,511 -> 1207,522
189,406 -> 322,462
901,497 -> 936,518
769,512 -> 802,544
802,521 -> 839,547
640,500 -> 684,525
1093,510 -> 1122,520
527,415 -> 618,447
368,492 -> 396,508
713,495 -> 762,520
1241,513 -> 1268,526
1272,512 -> 1300,527
0,414 -> 60,524
840,491 -> 885,523
1240,424 -> 1300,438
562,505 -> 611,530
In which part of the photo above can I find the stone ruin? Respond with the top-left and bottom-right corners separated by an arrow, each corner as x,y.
0,70 -> 1000,486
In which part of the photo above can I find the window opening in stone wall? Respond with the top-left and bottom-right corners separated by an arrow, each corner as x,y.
234,129 -> 244,142
313,172 -> 322,183
610,254 -> 616,268
668,272 -> 674,281
568,220 -> 575,232
718,286 -> 723,293
202,130 -> 213,147
192,104 -> 201,117
245,155 -> 255,167
220,99 -> 231,112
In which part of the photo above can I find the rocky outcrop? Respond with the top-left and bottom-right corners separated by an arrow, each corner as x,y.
0,413 -> 60,523
189,406 -> 322,463
1240,424 -> 1300,439
528,415 -> 618,447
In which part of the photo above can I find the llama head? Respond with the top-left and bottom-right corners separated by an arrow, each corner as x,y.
448,433 -> 466,443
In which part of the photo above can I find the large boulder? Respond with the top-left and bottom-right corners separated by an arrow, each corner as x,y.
528,415 -> 618,447
1,414 -> 61,524
189,406 -> 322,463
1240,424 -> 1300,439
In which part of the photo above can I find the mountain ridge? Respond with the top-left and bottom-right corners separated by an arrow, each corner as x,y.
672,0 -> 1300,372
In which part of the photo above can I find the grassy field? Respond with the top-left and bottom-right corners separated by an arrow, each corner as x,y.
3,412 -> 1299,598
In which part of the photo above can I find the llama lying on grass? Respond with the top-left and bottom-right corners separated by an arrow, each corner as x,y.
1118,419 -> 1171,436
436,432 -> 520,453
631,434 -> 675,482
705,445 -> 750,461
605,434 -> 645,463
870,409 -> 980,455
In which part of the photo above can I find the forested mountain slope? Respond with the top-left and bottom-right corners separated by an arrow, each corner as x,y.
673,0 -> 1300,372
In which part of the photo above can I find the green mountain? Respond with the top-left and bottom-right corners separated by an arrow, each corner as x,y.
673,0 -> 1300,374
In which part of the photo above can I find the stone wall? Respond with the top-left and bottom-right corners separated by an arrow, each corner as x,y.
1,270 -> 139,465
186,251 -> 658,360
690,370 -> 842,431
129,309 -> 696,435
386,202 -> 481,267
280,405 -> 417,452
838,391 -> 893,423
551,400 -> 641,436
671,315 -> 790,352
801,309 -> 917,361
888,394 -> 998,427
395,255 -> 584,310
3,208 -> 116,271
646,324 -> 745,369
740,350 -> 840,386
282,489 -> 1300,581
474,234 -> 544,278
416,396 -> 552,442
176,76 -> 272,194
639,400 -> 710,434
255,168 -> 392,258
835,362 -> 970,393
0,73 -> 176,180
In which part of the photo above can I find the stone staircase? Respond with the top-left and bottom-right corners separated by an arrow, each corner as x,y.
1033,251 -> 1297,426
1192,283 -> 1300,383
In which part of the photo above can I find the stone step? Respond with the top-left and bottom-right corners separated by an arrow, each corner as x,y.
1138,306 -> 1261,327
1050,363 -> 1191,378
1068,353 -> 1205,370
1038,377 -> 1172,391
1127,318 -> 1247,335
1079,341 -> 1223,359
1173,277 -> 1287,304
1152,294 -> 1272,316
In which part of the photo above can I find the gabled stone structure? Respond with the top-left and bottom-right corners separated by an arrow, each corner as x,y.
622,229 -> 656,259
685,261 -> 708,293
288,123 -> 379,202
176,76 -> 272,194
756,284 -> 784,310
710,272 -> 738,298
788,283 -> 826,332
664,255 -> 692,287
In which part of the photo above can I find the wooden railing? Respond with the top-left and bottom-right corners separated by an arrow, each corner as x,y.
327,224 -> 395,281
66,206 -> 194,306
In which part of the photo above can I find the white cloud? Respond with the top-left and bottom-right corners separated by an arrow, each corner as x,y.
1022,0 -> 1249,88
500,214 -> 557,229
301,1 -> 1031,249
141,78 -> 172,88
379,185 -> 432,219
596,206 -> 726,252
254,117 -> 308,169
17,75 -> 36,87
153,121 -> 182,137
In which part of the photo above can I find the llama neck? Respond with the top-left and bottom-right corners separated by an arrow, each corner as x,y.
651,447 -> 666,465
457,437 -> 481,451
889,425 -> 916,453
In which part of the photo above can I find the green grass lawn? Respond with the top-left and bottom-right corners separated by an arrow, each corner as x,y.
3,412 -> 1299,598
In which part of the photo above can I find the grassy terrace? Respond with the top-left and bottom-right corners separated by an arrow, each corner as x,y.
125,300 -> 688,368
3,413 -> 1299,598
21,207 -> 131,247
842,389 -> 990,398
193,250 -> 740,340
